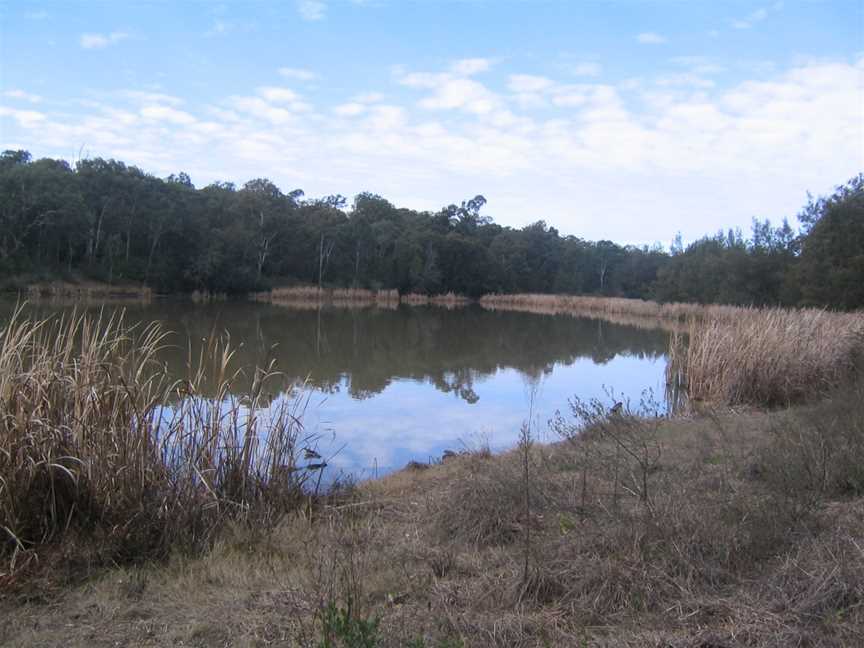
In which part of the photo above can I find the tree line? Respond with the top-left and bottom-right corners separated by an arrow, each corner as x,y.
1,150 -> 861,309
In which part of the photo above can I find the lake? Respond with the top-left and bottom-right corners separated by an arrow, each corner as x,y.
2,300 -> 671,479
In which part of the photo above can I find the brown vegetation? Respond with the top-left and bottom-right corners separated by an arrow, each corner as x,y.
429,292 -> 471,307
3,388 -> 863,647
479,292 -> 745,322
401,292 -> 431,305
670,307 -> 864,406
259,286 -> 399,307
3,301 -> 864,646
254,286 -> 471,309
0,308 -> 313,588
24,280 -> 153,302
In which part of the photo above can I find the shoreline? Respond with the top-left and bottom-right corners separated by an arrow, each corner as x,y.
2,295 -> 863,646
3,393 -> 862,646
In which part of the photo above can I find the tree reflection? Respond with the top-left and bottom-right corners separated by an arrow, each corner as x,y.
9,302 -> 670,403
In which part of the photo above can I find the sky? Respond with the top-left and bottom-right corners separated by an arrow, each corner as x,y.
1,0 -> 862,246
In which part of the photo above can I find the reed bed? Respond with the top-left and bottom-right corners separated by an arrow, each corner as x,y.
429,292 -> 470,307
255,286 -> 471,309
261,286 -> 399,307
479,292 -> 743,321
25,281 -> 153,302
670,307 -> 864,406
0,306 -> 312,582
479,297 -> 686,333
401,292 -> 431,305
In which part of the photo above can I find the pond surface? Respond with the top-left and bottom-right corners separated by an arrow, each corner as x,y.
3,300 -> 671,479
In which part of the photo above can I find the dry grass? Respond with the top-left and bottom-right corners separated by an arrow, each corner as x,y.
4,296 -> 864,646
4,390 -> 863,646
670,308 -> 864,406
401,293 -> 431,305
478,292 -> 755,323
429,292 -> 470,307
257,286 -> 399,308
255,287 -> 473,310
0,306 -> 313,587
24,280 -> 153,302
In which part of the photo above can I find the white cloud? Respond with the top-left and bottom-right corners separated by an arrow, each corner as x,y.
80,32 -> 129,49
297,0 -> 326,21
0,107 -> 46,127
417,78 -> 498,114
140,105 -> 197,125
5,56 -> 861,245
228,96 -> 301,124
450,58 -> 493,76
334,103 -> 367,117
637,32 -> 667,45
258,86 -> 301,103
279,67 -> 319,81
655,73 -> 715,89
351,92 -> 384,103
400,61 -> 500,114
731,2 -> 783,29
4,89 -> 42,103
508,74 -> 555,93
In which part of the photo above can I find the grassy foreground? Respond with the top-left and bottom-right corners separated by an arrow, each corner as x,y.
3,392 -> 863,647
2,304 -> 863,647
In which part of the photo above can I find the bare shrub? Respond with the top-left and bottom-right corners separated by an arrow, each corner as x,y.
551,390 -> 665,509
426,450 -> 549,549
751,384 -> 864,504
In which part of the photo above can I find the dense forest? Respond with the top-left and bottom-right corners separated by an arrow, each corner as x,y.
1,149 -> 861,309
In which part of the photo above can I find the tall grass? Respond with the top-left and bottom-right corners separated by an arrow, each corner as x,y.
259,286 -> 399,307
0,306 -> 311,581
670,307 -> 864,406
479,292 -> 743,322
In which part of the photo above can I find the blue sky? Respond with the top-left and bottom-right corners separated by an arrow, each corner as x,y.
1,1 -> 862,245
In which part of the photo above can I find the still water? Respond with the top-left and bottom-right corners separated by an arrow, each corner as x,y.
4,300 -> 671,478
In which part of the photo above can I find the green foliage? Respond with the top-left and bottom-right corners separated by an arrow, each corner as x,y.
318,601 -> 380,648
0,149 -> 861,310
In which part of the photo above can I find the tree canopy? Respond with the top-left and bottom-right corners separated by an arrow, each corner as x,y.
0,150 -> 861,310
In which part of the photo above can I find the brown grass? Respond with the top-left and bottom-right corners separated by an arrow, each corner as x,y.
429,292 -> 470,307
670,307 -> 864,406
258,286 -> 399,308
24,280 -> 153,302
255,287 -> 473,310
0,306 -> 313,587
479,292 -> 751,323
401,293 -> 431,305
4,388 -> 863,646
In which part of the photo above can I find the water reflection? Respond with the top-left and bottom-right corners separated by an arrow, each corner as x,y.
2,300 -> 671,476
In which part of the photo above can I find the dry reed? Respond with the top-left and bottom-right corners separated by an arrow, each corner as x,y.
670,307 -> 864,406
429,292 -> 470,307
25,281 -> 153,302
0,305 -> 311,582
260,286 -> 399,308
479,292 -> 745,322
401,293 -> 431,305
